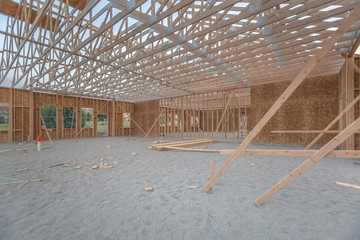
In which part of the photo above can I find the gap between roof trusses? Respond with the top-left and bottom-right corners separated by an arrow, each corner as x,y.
0,0 -> 359,102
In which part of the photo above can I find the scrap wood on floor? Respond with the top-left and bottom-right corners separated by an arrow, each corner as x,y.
0,145 -> 52,153
48,162 -> 69,168
151,139 -> 216,151
5,175 -> 40,196
336,182 -> 360,190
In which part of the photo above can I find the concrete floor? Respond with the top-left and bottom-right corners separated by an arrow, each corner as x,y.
0,136 -> 359,240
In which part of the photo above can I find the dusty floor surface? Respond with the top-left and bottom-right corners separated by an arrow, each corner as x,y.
0,136 -> 359,240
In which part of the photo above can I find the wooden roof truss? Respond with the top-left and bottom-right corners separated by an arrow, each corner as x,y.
0,0 -> 359,102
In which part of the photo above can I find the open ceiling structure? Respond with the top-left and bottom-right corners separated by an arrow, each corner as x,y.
0,0 -> 359,102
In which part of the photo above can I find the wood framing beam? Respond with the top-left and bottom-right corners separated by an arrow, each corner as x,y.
220,149 -> 360,159
348,34 -> 360,57
26,0 -> 147,88
342,53 -> 360,74
255,117 -> 360,206
12,0 -> 100,87
0,0 -> 58,31
271,130 -> 360,134
201,4 -> 360,194
66,0 -> 88,11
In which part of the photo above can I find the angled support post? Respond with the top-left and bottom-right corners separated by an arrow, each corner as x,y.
255,117 -> 360,206
201,4 -> 360,194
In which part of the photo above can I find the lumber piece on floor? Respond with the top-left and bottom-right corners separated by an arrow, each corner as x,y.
0,149 -> 13,153
219,149 -> 360,158
255,117 -> 360,206
0,178 -> 42,185
188,186 -> 199,189
336,182 -> 360,190
152,139 -> 215,151
271,130 -> 360,134
145,187 -> 153,192
154,145 -> 220,152
152,139 -> 209,147
6,175 -> 37,196
16,168 -> 29,172
208,160 -> 216,194
48,162 -> 69,168
154,142 -> 213,151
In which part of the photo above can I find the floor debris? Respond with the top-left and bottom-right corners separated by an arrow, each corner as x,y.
48,162 -> 69,168
6,175 -> 38,196
16,168 -> 29,172
145,187 -> 153,192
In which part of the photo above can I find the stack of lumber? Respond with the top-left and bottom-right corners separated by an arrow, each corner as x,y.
151,139 -> 215,151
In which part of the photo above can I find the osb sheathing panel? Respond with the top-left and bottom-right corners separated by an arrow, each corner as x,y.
0,131 -> 8,142
248,74 -> 339,147
0,88 -> 10,103
133,100 -> 159,136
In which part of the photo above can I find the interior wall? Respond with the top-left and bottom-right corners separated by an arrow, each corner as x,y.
132,100 -> 159,137
247,74 -> 339,147
0,87 -> 134,143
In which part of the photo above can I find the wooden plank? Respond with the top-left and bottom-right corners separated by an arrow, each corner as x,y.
255,117 -> 360,206
152,139 -> 215,151
220,149 -> 360,159
208,160 -> 216,194
6,175 -> 37,196
8,88 -> 12,142
345,56 -> 355,150
348,34 -> 360,57
181,97 -> 184,138
0,0 -> 58,31
111,100 -> 115,136
201,5 -> 360,194
336,182 -> 360,190
272,130 -> 360,134
152,139 -> 212,147
211,94 -> 232,142
153,145 -> 220,153
40,114 -> 53,145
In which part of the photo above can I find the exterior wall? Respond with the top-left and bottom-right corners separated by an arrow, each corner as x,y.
0,87 -> 133,142
248,74 -> 339,147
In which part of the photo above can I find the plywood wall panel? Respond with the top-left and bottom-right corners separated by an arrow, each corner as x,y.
133,100 -> 159,136
248,74 -> 339,147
